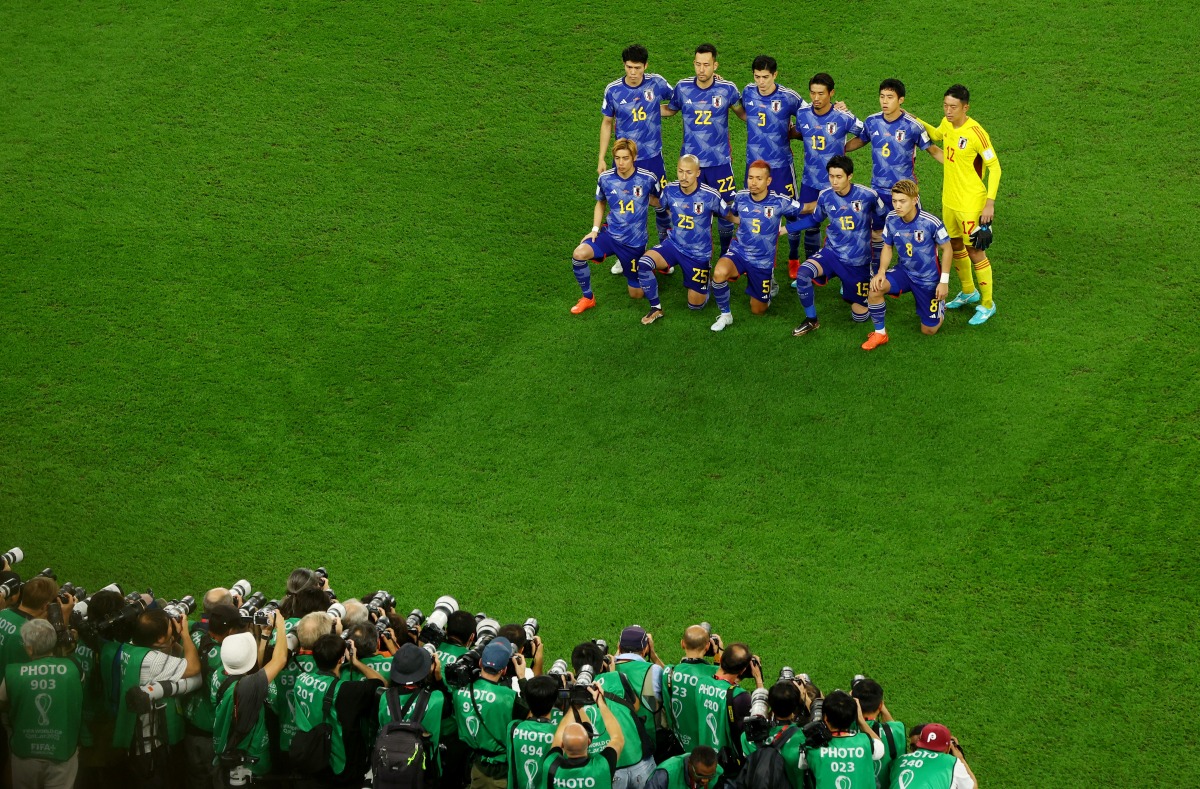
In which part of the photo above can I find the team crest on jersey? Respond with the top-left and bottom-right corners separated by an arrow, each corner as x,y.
770,100 -> 781,113
693,201 -> 704,214
712,96 -> 723,108
632,186 -> 644,198
914,230 -> 925,242
896,130 -> 906,142
763,207 -> 775,219
826,122 -> 837,135
958,137 -> 969,149
643,88 -> 654,101
851,201 -> 862,212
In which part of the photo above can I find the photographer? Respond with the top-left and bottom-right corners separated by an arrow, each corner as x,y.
342,623 -> 396,683
376,643 -> 448,780
645,746 -> 723,789
291,633 -> 384,788
738,681 -> 807,789
211,611 -> 290,785
709,645 -> 761,775
889,724 -> 975,789
183,605 -> 244,789
614,625 -> 665,738
850,678 -> 904,789
542,684 -> 623,789
662,625 -> 722,750
498,623 -> 543,680
579,641 -> 655,789
0,576 -> 68,672
115,608 -> 202,788
798,691 -> 882,788
666,642 -> 759,771
276,610 -> 336,755
435,610 -> 478,669
0,619 -> 84,789
506,676 -> 560,789
453,637 -> 530,789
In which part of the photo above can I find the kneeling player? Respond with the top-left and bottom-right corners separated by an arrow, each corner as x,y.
791,155 -> 886,337
862,180 -> 953,349
638,155 -> 730,324
570,138 -> 662,314
709,161 -> 804,332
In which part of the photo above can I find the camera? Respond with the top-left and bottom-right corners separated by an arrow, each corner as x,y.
592,638 -> 608,656
420,641 -> 437,658
779,666 -> 795,682
327,602 -> 346,621
742,687 -> 772,743
404,609 -> 424,633
699,622 -> 721,657
547,659 -> 569,677
444,620 -> 501,687
70,583 -> 120,627
569,664 -> 596,706
251,599 -> 280,628
419,596 -> 458,647
522,618 -> 539,642
1,548 -> 24,568
58,582 -> 86,604
230,579 -> 252,600
163,596 -> 195,621
314,567 -> 336,600
238,592 -> 266,620
98,591 -> 151,636
801,696 -> 831,749
46,600 -> 75,651
0,575 -> 21,599
367,590 -> 395,620
374,615 -> 392,638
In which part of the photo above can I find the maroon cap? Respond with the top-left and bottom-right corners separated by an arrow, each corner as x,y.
919,723 -> 952,752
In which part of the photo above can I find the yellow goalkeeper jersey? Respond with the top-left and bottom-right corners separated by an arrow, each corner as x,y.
922,116 -> 1001,211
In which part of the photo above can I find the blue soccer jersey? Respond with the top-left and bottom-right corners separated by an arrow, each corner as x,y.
793,106 -> 865,190
596,168 -> 662,249
660,182 -> 726,261
809,184 -> 887,267
725,190 -> 804,264
602,74 -> 674,159
858,112 -> 933,190
670,77 -> 741,167
741,84 -> 807,168
882,210 -> 951,287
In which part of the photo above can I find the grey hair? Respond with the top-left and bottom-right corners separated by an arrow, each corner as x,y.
21,619 -> 56,659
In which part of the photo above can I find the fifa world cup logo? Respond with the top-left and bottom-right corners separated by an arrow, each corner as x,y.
34,693 -> 53,726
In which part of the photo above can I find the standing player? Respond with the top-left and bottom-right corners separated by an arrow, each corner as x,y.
790,73 -> 866,277
709,161 -> 804,332
668,44 -> 743,256
570,139 -> 661,315
741,56 -> 808,277
791,156 -> 887,337
920,84 -> 1002,324
599,44 -> 675,261
854,79 -> 942,268
637,155 -> 730,324
861,179 -> 954,350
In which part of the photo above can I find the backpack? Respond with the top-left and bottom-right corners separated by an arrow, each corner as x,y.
288,677 -> 341,775
372,688 -> 431,789
736,726 -> 799,789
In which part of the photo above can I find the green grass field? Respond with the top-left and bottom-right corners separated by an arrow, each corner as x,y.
1,1 -> 1197,783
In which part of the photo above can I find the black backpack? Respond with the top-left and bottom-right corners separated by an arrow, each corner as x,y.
372,688 -> 431,789
736,726 -> 799,789
289,677 -> 341,775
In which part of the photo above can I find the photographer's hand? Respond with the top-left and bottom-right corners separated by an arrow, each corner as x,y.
750,655 -> 764,689
879,701 -> 893,723
590,685 -> 625,758
432,654 -> 443,683
512,652 -> 528,678
854,697 -> 879,739
531,636 -> 545,676
647,633 -> 665,667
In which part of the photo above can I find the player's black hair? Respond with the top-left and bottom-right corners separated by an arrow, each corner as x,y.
879,78 -> 906,98
810,72 -> 835,91
768,681 -> 800,718
851,677 -> 884,714
751,55 -> 777,74
524,676 -> 560,718
622,44 -> 649,65
945,84 -> 970,103
827,155 -> 854,176
822,690 -> 857,730
695,43 -> 717,59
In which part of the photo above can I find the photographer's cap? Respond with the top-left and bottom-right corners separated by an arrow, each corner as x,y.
919,723 -> 952,752
619,625 -> 649,652
221,632 -> 257,675
481,637 -> 513,671
390,643 -> 432,685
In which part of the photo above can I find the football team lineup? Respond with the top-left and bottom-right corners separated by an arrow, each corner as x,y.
568,44 -> 1001,348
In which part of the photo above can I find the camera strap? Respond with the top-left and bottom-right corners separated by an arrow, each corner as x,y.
872,720 -> 898,761
468,681 -> 505,758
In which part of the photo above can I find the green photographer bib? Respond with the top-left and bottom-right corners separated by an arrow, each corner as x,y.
293,670 -> 346,773
664,664 -> 735,752
655,754 -> 724,789
0,609 -> 30,671
182,632 -> 221,732
453,679 -> 516,763
112,644 -> 184,748
507,717 -> 557,789
614,660 -> 656,733
590,672 -> 647,766
544,751 -> 614,789
806,732 -> 875,789
212,668 -> 278,777
274,652 -> 317,750
887,749 -> 956,789
6,658 -> 83,761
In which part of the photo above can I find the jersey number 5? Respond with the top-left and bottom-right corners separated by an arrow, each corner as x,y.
751,218 -> 762,233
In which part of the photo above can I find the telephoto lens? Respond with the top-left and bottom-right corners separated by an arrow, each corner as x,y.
569,664 -> 596,705
164,596 -> 196,621
420,642 -> 437,657
547,659 -> 569,677
230,580 -> 252,600
421,596 -> 458,645
327,602 -> 346,620
779,666 -> 795,682
252,600 -> 280,628
238,592 -> 266,620
374,616 -> 392,636
474,612 -> 487,624
592,638 -> 608,655
367,590 -> 395,617
522,618 -> 539,642
743,687 -> 772,743
475,617 -> 500,641
405,609 -> 425,632
37,568 -> 56,581
59,583 -> 87,603
699,621 -> 712,634
315,567 -> 336,600
0,576 -> 20,598
852,674 -> 866,685
444,629 -> 501,686
0,548 -> 23,567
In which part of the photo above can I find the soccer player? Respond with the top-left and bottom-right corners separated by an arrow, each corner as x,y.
570,138 -> 661,315
854,79 -> 942,267
668,44 -> 743,256
920,84 -> 1002,324
790,73 -> 866,275
791,155 -> 887,337
709,161 -> 804,332
740,56 -> 808,268
861,179 -> 954,350
637,155 -> 729,324
599,44 -> 675,259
